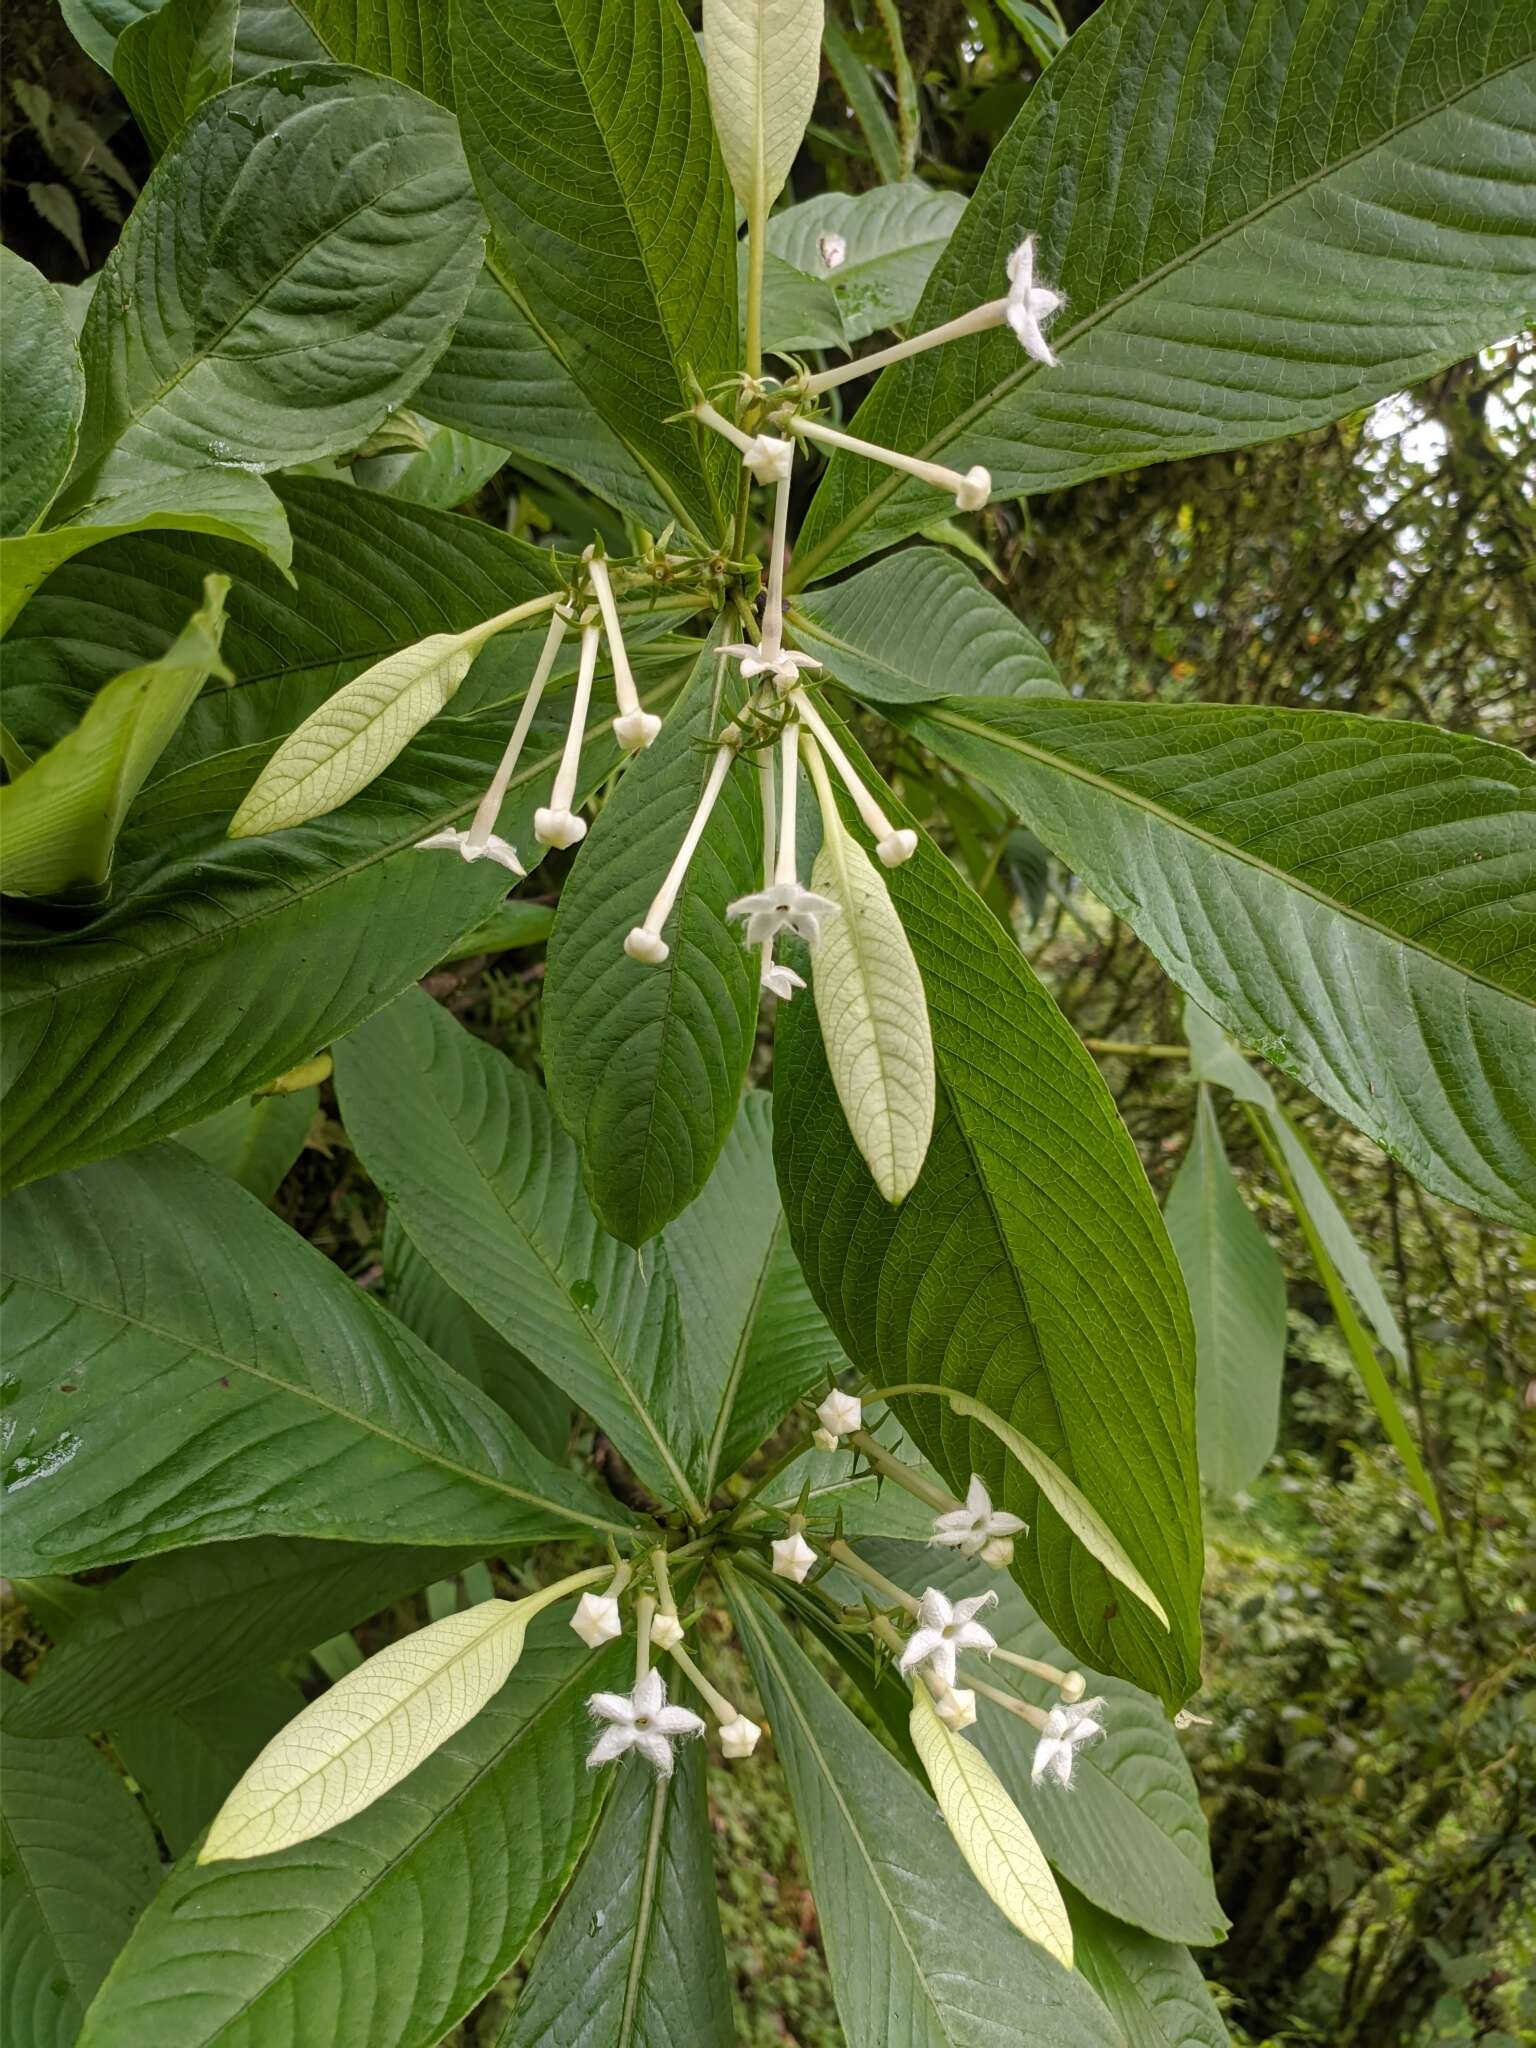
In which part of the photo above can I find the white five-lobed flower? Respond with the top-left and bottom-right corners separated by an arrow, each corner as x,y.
1005,235 -> 1065,366
569,1592 -> 623,1648
761,960 -> 806,1001
586,1669 -> 705,1778
648,1610 -> 685,1653
930,1474 -> 1026,1560
728,880 -> 840,949
415,827 -> 525,874
816,1389 -> 863,1441
899,1586 -> 999,1690
1031,1696 -> 1108,1788
770,1532 -> 818,1583
719,1714 -> 763,1759
933,1684 -> 978,1731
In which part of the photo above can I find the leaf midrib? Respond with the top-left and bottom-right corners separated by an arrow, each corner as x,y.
925,703 -> 1530,1005
789,48 -> 1535,585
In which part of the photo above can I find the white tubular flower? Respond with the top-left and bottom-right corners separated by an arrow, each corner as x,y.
933,1684 -> 978,1732
586,1670 -> 705,1778
818,232 -> 847,270
930,1475 -> 1027,1559
719,1714 -> 763,1758
534,613 -> 601,847
718,642 -> 821,691
570,1591 -> 623,1648
1031,1696 -> 1108,1788
694,398 -> 792,486
585,549 -> 660,752
898,1586 -> 999,1690
759,457 -> 794,664
1060,1671 -> 1088,1705
649,1610 -> 685,1653
623,730 -> 739,965
1005,235 -> 1065,367
791,691 -> 917,868
728,723 -> 839,947
771,1532 -> 818,1583
784,412 -> 992,516
812,1425 -> 839,1451
816,1389 -> 863,1440
414,826 -> 526,873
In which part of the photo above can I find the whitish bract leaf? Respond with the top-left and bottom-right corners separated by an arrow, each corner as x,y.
201,1592 -> 550,1860
703,0 -> 824,223
909,1680 -> 1073,1968
811,817 -> 935,1204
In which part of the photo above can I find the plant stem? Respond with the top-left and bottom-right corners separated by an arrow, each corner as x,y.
826,1540 -> 920,1614
635,1594 -> 655,1684
745,211 -> 764,380
1081,1039 -> 1190,1059
846,1428 -> 954,1513
665,1639 -> 735,1723
965,1672 -> 1050,1732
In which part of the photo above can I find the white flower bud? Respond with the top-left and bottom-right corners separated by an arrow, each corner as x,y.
876,829 -> 918,868
743,434 -> 794,485
534,806 -> 587,848
719,1715 -> 763,1758
815,1389 -> 863,1439
648,1610 -> 685,1652
771,1532 -> 818,1583
954,465 -> 991,511
980,1534 -> 1016,1570
613,709 -> 663,752
811,1426 -> 839,1452
624,927 -> 670,964
935,1686 -> 977,1732
569,1592 -> 623,1648
1060,1671 -> 1088,1704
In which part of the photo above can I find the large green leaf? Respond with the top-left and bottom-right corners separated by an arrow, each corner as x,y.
58,66 -> 482,520
175,1084 -> 317,1201
544,632 -> 761,1245
60,0 -> 325,74
76,1624 -> 627,2048
765,181 -> 968,341
502,1742 -> 733,2047
773,717 -> 1202,1705
114,0 -> 238,155
291,0 -> 453,103
0,1674 -> 161,2048
1067,1890 -> 1230,2048
351,415 -> 508,511
414,265 -> 675,530
727,1580 -> 1121,2048
865,1543 -> 1226,1946
1165,1087 -> 1288,1496
455,0 -> 738,539
908,696 -> 1536,1231
792,0 -> 1536,580
113,1675 -> 308,1860
0,1144 -> 633,1574
0,249 -> 84,537
790,547 -> 1062,703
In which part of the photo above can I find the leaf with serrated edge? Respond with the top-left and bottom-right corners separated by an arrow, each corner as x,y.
909,1680 -> 1073,1967
0,248 -> 84,537
810,813 -> 935,1204
704,0 -> 823,224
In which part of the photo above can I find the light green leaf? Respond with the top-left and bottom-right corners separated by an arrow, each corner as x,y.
502,1741 -> 734,2047
0,1144 -> 634,1573
766,181 -> 967,340
0,248 -> 84,537
175,1086 -> 316,1202
909,696 -> 1536,1232
775,711 -> 1202,1703
809,809 -> 935,1205
793,0 -> 1536,579
456,0 -> 738,539
75,1625 -> 626,2048
791,545 -> 1062,703
1068,1890 -> 1230,2048
704,0 -> 823,226
0,575 -> 230,900
755,248 -> 851,356
292,0 -> 453,103
1165,1087 -> 1287,1496
59,66 -> 483,519
910,1680 -> 1073,1967
440,898 -> 555,962
544,631 -> 761,1246
0,1675 -> 162,2048
820,12 -> 901,181
352,417 -> 508,511
114,0 -> 237,155
727,1580 -> 1121,2048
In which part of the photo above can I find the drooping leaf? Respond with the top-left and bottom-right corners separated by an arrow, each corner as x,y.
727,1579 -> 1121,2048
703,0 -> 824,225
0,1144 -> 634,1574
0,248 -> 84,537
455,0 -> 738,539
291,0 -> 454,104
1164,1087 -> 1287,1496
75,1625 -> 627,2048
909,1680 -> 1073,1967
114,0 -> 238,155
766,181 -> 968,340
502,1742 -> 734,2047
59,66 -> 483,520
544,630 -> 761,1245
1067,1890 -> 1230,2048
0,1674 -> 162,2048
808,811 -> 935,1205
791,546 -> 1062,702
792,0 -> 1536,580
774,714 -> 1202,1704
910,695 -> 1536,1232
174,1085 -> 316,1202
0,575 -> 230,900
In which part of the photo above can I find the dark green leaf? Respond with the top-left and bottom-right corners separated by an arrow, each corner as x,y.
60,0 -> 325,74
114,0 -> 238,156
115,1676 -> 307,1859
1067,1889 -> 1230,2048
174,1085 -> 316,1202
351,418 -> 507,511
0,248 -> 84,536
291,0 -> 453,104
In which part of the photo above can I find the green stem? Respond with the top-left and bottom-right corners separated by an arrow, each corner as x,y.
1082,1039 -> 1190,1059
745,209 -> 765,380
664,1639 -> 736,1723
826,1539 -> 920,1614
846,1429 -> 954,1513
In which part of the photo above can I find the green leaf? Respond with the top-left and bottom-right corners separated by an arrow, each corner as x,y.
502,1742 -> 734,2047
1067,1890 -> 1230,2048
791,547 -> 1062,703
820,12 -> 901,182
910,696 -> 1536,1232
727,1579 -> 1121,2048
5,1535 -> 486,1738
415,264 -> 676,531
0,1143 -> 634,1574
808,811 -> 935,1205
755,248 -> 851,356
113,1674 -> 309,1860
1164,1087 -> 1287,1496
439,898 -> 555,962
773,712 -> 1202,1705
864,1542 -> 1226,1946
59,66 -> 483,519
792,0 -> 1536,579
766,181 -> 968,340
291,0 -> 454,104
175,1085 -> 316,1201
703,0 -> 823,226
455,0 -> 739,539
0,248 -> 84,536
76,1625 -> 627,2048
352,417 -> 508,510
0,575 -> 230,900
60,0 -> 325,73
114,0 -> 238,155
544,632 -> 761,1246
0,1676 -> 162,2048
